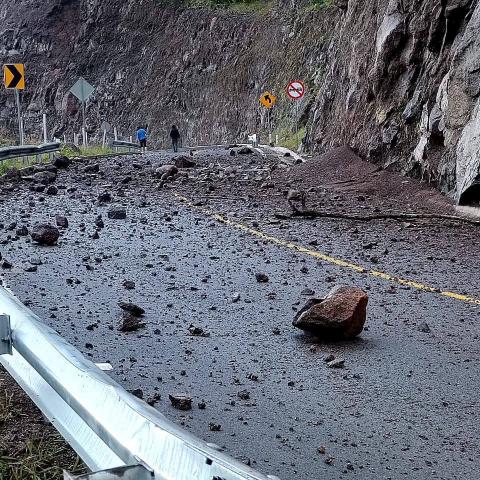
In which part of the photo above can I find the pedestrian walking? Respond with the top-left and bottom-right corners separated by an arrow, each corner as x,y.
170,125 -> 181,153
137,125 -> 148,153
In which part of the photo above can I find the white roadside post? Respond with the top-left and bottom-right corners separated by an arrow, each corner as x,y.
43,113 -> 48,143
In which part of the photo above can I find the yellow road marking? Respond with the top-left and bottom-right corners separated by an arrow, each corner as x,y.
174,193 -> 480,306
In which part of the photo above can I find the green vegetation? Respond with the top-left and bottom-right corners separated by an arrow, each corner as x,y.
310,0 -> 333,7
0,434 -> 85,480
274,126 -> 306,152
60,144 -> 114,158
188,0 -> 271,13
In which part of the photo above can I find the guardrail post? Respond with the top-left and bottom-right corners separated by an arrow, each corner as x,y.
0,314 -> 12,355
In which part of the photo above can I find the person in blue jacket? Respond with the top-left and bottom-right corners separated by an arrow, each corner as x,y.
136,125 -> 148,153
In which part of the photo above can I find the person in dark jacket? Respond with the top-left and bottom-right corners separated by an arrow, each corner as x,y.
170,125 -> 180,153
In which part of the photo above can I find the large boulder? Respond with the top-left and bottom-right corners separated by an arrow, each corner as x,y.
174,156 -> 196,169
293,285 -> 368,339
32,170 -> 56,185
30,224 -> 60,246
155,165 -> 178,180
53,155 -> 71,169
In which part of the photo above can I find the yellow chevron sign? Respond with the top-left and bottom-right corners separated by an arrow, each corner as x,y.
4,64 -> 25,90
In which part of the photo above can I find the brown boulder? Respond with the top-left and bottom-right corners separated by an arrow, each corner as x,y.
30,224 -> 60,246
174,156 -> 196,168
293,285 -> 368,339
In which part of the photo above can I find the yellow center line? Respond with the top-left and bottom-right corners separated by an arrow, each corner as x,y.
174,193 -> 480,307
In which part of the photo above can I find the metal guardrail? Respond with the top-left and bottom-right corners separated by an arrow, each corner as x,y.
111,140 -> 141,151
0,286 -> 280,480
0,142 -> 61,162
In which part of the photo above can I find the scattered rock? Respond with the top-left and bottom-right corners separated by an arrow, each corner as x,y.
1,259 -> 13,269
108,206 -> 127,219
238,390 -> 250,400
129,388 -> 144,399
16,225 -> 29,236
32,171 -> 56,185
83,163 -> 99,174
188,324 -> 209,336
231,292 -> 241,303
209,423 -> 222,431
98,192 -> 112,203
293,285 -> 368,339
175,156 -> 196,168
238,147 -> 253,155
155,165 -> 178,179
95,215 -> 105,229
30,224 -> 60,246
327,358 -> 345,369
55,215 -> 69,228
119,301 -> 145,316
169,394 -> 192,410
418,322 -> 431,333
53,156 -> 71,168
118,313 -> 146,332
123,280 -> 136,290
45,185 -> 58,195
255,272 -> 269,283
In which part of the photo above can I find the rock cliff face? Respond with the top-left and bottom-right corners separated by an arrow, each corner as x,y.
1,0 -> 479,203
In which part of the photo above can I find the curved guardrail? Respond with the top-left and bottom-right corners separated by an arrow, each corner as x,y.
0,142 -> 61,162
0,286 -> 280,480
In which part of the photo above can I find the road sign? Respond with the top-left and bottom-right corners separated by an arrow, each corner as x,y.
4,64 -> 25,90
101,121 -> 111,132
259,91 -> 276,109
69,77 -> 95,102
286,80 -> 305,100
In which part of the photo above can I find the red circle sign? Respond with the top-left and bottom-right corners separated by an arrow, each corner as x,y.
286,80 -> 305,100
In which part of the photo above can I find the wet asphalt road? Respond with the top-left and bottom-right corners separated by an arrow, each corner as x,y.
0,149 -> 479,480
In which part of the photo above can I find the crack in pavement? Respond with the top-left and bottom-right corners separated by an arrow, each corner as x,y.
174,193 -> 480,307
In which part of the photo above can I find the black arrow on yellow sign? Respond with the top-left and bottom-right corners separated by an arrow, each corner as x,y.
4,64 -> 25,90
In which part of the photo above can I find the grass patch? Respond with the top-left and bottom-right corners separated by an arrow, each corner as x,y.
60,145 -> 114,158
0,393 -> 21,424
0,433 -> 86,480
0,155 -> 51,176
188,0 -> 272,13
275,126 -> 306,152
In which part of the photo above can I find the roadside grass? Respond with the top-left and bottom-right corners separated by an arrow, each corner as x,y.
274,126 -> 306,152
0,155 -> 51,176
0,392 -> 21,424
60,145 -> 114,158
188,0 -> 272,13
0,433 -> 86,480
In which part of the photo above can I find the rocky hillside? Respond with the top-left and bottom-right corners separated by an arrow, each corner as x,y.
1,0 -> 479,203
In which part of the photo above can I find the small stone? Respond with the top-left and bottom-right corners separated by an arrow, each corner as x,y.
123,280 -> 136,290
118,313 -> 146,332
418,322 -> 431,333
55,215 -> 69,228
318,446 -> 326,454
231,292 -> 241,303
108,207 -> 127,219
255,272 -> 269,283
119,302 -> 145,316
129,388 -> 144,399
327,359 -> 345,369
209,423 -> 222,431
324,354 -> 335,363
238,390 -> 250,400
46,185 -> 58,195
169,394 -> 192,410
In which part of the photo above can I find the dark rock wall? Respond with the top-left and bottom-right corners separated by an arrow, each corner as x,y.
1,0 -> 480,201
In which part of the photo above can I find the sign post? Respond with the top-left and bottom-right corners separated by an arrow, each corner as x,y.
286,80 -> 306,151
4,64 -> 26,145
259,91 -> 277,145
69,77 -> 95,147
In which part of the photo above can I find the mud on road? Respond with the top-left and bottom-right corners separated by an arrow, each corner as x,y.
0,147 -> 479,480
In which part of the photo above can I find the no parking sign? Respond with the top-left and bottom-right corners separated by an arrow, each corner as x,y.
286,80 -> 305,100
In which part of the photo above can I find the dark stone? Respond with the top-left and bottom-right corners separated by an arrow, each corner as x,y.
32,171 -> 56,185
46,185 -> 58,195
16,225 -> 29,236
118,313 -> 146,332
255,272 -> 269,283
238,147 -> 253,155
30,224 -> 60,246
108,207 -> 127,219
119,301 -> 145,316
55,215 -> 69,228
53,156 -> 71,168
293,285 -> 368,339
175,156 -> 196,168
98,192 -> 112,203
169,394 -> 192,410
